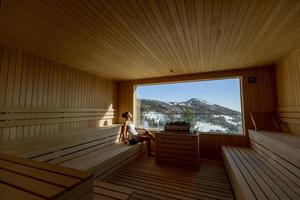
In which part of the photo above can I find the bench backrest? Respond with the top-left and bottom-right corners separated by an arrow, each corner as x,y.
250,112 -> 280,131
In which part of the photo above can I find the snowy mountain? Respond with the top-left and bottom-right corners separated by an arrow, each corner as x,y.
137,98 -> 242,134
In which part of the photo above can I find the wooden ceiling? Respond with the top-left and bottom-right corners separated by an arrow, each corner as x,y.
0,0 -> 300,80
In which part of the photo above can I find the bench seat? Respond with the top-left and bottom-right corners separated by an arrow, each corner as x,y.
249,130 -> 300,168
222,130 -> 300,200
0,153 -> 93,200
0,125 -> 145,180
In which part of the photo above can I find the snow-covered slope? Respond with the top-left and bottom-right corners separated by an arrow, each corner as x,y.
138,98 -> 242,134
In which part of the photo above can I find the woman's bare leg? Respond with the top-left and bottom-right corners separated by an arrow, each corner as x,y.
144,131 -> 155,141
137,136 -> 153,156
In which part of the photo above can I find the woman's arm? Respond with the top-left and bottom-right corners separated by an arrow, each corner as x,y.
123,123 -> 128,140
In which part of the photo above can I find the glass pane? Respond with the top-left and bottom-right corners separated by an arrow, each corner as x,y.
135,78 -> 243,135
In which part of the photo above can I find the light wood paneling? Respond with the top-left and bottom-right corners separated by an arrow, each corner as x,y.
222,145 -> 300,200
119,66 -> 276,158
155,132 -> 200,169
276,49 -> 300,135
93,181 -> 134,200
0,43 -> 118,142
0,153 -> 93,200
0,0 -> 300,80
119,66 -> 277,132
106,157 -> 234,200
0,126 -> 145,181
199,134 -> 248,160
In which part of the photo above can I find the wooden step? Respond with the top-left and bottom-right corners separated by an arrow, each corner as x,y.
0,153 -> 93,200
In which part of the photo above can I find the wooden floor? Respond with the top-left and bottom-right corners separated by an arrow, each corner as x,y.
102,157 -> 234,200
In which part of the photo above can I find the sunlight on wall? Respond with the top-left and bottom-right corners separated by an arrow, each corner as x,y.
98,103 -> 114,127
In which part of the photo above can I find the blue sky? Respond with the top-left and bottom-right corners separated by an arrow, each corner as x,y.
136,78 -> 242,111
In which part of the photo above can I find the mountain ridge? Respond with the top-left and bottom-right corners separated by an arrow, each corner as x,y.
137,98 -> 242,133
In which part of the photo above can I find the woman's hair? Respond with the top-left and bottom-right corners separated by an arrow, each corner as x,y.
122,112 -> 129,119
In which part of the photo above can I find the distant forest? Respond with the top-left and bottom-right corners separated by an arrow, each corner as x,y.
137,98 -> 242,134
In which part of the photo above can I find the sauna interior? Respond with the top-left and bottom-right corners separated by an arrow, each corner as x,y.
0,0 -> 299,199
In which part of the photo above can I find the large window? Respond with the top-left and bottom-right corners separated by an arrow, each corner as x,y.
135,77 -> 244,135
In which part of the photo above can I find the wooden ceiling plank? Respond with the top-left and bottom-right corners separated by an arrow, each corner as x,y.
99,0 -> 165,71
209,0 -> 223,69
217,0 -> 241,69
147,0 -> 186,71
213,0 -> 233,69
254,2 -> 300,63
175,0 -> 197,71
166,0 -> 193,72
132,0 -> 181,73
194,0 -> 205,70
55,0 -> 147,73
239,0 -> 287,64
185,0 -> 200,71
116,0 -> 175,73
149,0 -> 187,72
224,0 -> 251,67
202,0 -> 213,71
0,0 -> 299,80
228,0 -> 259,67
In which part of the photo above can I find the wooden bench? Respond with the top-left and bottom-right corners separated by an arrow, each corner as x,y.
0,125 -> 145,180
222,130 -> 300,200
0,152 -> 93,200
93,181 -> 134,200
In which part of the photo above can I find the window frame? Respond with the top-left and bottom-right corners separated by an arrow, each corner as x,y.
133,76 -> 245,136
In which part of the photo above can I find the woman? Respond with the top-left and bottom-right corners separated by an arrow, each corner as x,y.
122,112 -> 155,157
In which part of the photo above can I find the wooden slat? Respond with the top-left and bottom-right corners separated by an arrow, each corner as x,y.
22,130 -> 118,158
0,126 -> 118,151
0,126 -> 149,199
0,43 -> 118,142
155,132 -> 200,170
224,146 -> 268,199
0,168 -> 65,198
0,126 -> 144,181
94,144 -> 144,181
0,126 -> 120,157
232,147 -> 279,200
93,193 -> 115,200
0,153 -> 93,200
1,1 -> 300,80
222,143 -> 300,200
244,148 -> 299,199
249,130 -> 300,168
0,153 -> 91,179
60,144 -> 132,170
0,159 -> 80,187
107,157 -> 234,200
0,183 -> 43,200
93,181 -> 133,200
276,49 -> 300,135
250,141 -> 300,189
221,146 -> 257,200
94,180 -> 133,195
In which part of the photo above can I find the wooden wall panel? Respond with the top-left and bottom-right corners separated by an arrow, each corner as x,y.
0,43 -> 118,142
118,66 -> 276,158
199,134 -> 248,160
276,49 -> 300,135
119,66 -> 276,132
